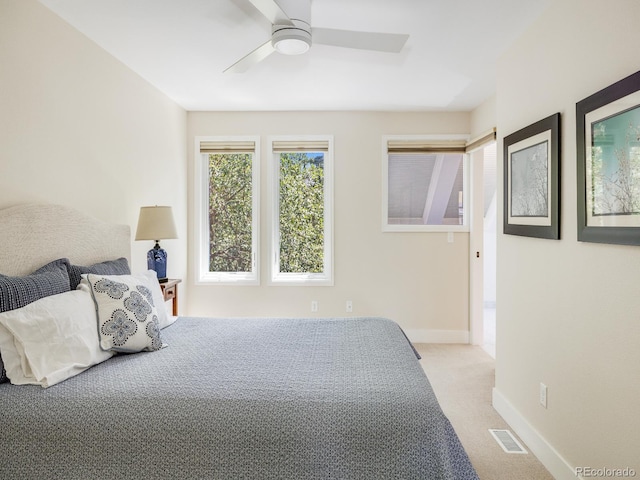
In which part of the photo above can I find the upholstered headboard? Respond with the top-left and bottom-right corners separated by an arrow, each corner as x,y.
0,204 -> 130,276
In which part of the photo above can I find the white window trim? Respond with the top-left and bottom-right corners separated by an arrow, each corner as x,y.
382,134 -> 471,233
268,135 -> 334,286
194,135 -> 260,285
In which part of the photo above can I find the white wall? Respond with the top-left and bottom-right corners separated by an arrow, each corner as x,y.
495,0 -> 640,476
187,111 -> 472,340
470,94 -> 496,140
0,0 -> 187,283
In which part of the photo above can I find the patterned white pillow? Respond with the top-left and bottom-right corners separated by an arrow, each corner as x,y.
82,273 -> 163,353
139,270 -> 175,329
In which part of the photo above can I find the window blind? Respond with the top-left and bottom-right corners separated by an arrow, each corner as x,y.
386,129 -> 497,154
464,128 -> 497,153
199,140 -> 256,153
387,139 -> 467,154
272,140 -> 329,152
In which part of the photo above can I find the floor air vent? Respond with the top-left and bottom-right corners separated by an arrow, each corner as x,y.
489,429 -> 528,454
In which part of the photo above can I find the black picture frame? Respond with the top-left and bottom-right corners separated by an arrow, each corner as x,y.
576,70 -> 640,245
503,113 -> 561,239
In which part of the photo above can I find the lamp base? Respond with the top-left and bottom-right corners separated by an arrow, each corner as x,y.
147,241 -> 168,281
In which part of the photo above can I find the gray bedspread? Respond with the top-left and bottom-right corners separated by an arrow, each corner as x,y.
0,316 -> 478,479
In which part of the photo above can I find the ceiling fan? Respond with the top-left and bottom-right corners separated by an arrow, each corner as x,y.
225,0 -> 410,73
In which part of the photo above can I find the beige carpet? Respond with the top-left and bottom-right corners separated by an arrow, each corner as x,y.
416,344 -> 554,480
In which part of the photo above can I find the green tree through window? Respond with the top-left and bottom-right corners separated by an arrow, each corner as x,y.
208,153 -> 253,272
278,152 -> 325,274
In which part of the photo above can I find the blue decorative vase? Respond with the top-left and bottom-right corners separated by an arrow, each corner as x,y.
147,242 -> 168,280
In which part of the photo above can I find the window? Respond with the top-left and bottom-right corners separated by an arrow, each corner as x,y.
269,137 -> 333,285
382,135 -> 470,232
194,137 -> 259,284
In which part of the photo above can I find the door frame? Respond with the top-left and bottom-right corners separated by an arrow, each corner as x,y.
469,147 -> 485,346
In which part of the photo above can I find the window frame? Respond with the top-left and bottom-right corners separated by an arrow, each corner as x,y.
268,135 -> 334,286
194,135 -> 260,285
382,134 -> 471,233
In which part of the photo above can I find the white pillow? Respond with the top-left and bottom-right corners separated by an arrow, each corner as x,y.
0,290 -> 113,388
81,273 -> 164,353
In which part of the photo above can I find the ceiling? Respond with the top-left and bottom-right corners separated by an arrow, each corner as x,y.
39,0 -> 550,112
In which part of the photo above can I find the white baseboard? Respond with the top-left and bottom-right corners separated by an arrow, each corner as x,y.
492,388 -> 578,480
404,328 -> 470,344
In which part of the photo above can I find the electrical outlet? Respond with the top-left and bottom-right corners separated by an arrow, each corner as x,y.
539,383 -> 548,408
311,301 -> 318,312
346,300 -> 353,313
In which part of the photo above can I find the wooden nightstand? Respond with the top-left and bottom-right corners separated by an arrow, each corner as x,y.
159,279 -> 182,316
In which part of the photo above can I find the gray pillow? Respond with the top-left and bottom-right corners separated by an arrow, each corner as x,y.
0,258 -> 71,313
67,257 -> 130,290
0,258 -> 72,383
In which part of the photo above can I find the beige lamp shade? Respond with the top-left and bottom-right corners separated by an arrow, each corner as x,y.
135,206 -> 178,241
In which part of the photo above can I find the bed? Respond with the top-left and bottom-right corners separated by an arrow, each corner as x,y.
0,203 -> 478,479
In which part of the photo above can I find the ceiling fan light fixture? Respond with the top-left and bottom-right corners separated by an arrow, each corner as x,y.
274,36 -> 310,55
272,21 -> 312,55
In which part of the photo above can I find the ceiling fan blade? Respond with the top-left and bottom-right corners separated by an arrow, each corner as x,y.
246,0 -> 293,26
224,40 -> 275,74
312,27 -> 409,53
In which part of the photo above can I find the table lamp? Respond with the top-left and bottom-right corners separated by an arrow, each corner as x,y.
135,206 -> 178,282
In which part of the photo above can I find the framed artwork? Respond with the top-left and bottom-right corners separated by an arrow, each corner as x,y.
503,113 -> 561,239
577,69 -> 640,245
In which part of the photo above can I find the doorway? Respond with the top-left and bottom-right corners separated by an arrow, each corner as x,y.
470,141 -> 497,358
